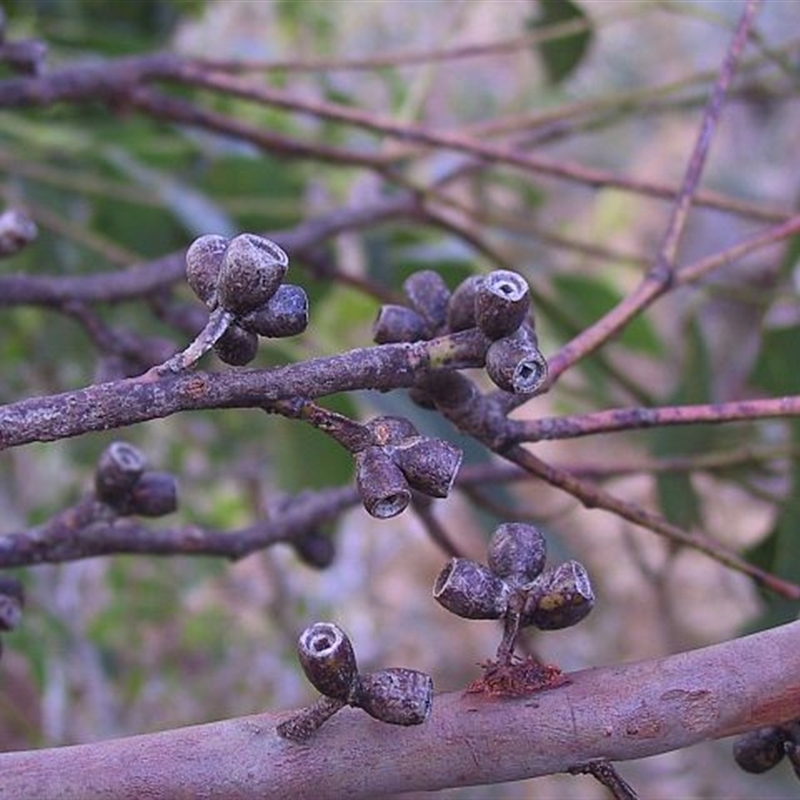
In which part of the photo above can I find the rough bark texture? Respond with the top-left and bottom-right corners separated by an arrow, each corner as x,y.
2,620 -> 798,799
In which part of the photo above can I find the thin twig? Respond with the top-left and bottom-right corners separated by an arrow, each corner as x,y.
507,395 -> 800,444
542,0 -> 763,391
568,761 -> 639,800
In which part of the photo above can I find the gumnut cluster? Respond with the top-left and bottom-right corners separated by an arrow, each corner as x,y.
373,268 -> 548,395
0,575 -> 24,660
733,721 -> 800,780
94,441 -> 177,518
354,415 -> 463,519
276,621 -> 433,742
434,522 -> 594,667
185,233 -> 308,365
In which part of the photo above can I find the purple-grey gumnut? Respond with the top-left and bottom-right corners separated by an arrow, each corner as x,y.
214,324 -> 259,366
240,283 -> 309,338
433,558 -> 510,619
293,531 -> 336,570
732,727 -> 788,774
403,270 -> 451,331
522,560 -> 594,630
355,446 -> 411,519
487,522 -> 546,585
475,270 -> 531,340
0,576 -> 24,632
366,416 -> 419,447
485,323 -> 547,394
390,436 -> 463,498
297,622 -> 359,701
185,234 -> 229,308
373,304 -> 430,344
350,668 -> 433,726
446,275 -> 482,332
216,233 -> 288,315
124,471 -> 178,517
95,441 -> 147,507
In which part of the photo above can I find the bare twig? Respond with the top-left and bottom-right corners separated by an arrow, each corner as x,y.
542,0 -> 763,390
508,395 -> 800,444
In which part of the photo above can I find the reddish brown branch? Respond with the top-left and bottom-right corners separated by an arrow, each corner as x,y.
505,445 -> 800,599
508,396 -> 800,444
544,0 -> 763,390
2,619 -> 799,799
0,52 -> 789,223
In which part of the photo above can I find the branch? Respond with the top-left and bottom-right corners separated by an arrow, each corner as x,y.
2,620 -> 798,799
0,330 -> 489,450
0,486 -> 358,568
543,0 -> 763,390
507,395 -> 800,444
0,192 -> 418,307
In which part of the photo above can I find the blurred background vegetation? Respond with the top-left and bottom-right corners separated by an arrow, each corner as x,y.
2,1 -> 800,797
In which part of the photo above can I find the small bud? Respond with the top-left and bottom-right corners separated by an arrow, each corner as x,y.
124,471 -> 178,517
0,576 -> 24,632
297,622 -> 359,702
475,270 -> 530,340
365,416 -> 419,447
487,523 -> 546,585
433,558 -> 510,619
355,446 -> 411,519
95,441 -> 146,507
733,727 -> 788,773
446,275 -> 482,332
373,305 -> 430,344
240,283 -> 309,339
292,531 -> 336,570
391,436 -> 463,498
523,560 -> 594,630
216,233 -> 288,315
485,323 -> 548,394
186,234 -> 229,308
350,668 -> 433,726
213,324 -> 259,366
403,270 -> 451,331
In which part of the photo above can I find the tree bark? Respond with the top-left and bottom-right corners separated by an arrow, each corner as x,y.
2,620 -> 799,799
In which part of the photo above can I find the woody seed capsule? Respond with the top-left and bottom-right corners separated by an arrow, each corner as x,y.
732,727 -> 788,773
355,446 -> 411,519
446,275 -> 482,332
485,323 -> 548,394
240,283 -> 309,339
475,270 -> 531,340
185,234 -> 229,308
350,668 -> 434,726
487,522 -> 546,585
216,233 -> 288,315
390,436 -> 463,498
433,558 -> 510,619
523,559 -> 594,630
95,441 -> 146,507
403,270 -> 451,331
373,304 -> 430,344
297,622 -> 359,701
213,324 -> 259,366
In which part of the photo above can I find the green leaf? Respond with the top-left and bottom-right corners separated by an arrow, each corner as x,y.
528,0 -> 594,85
750,325 -> 800,396
551,273 -> 663,356
651,318 -> 713,528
